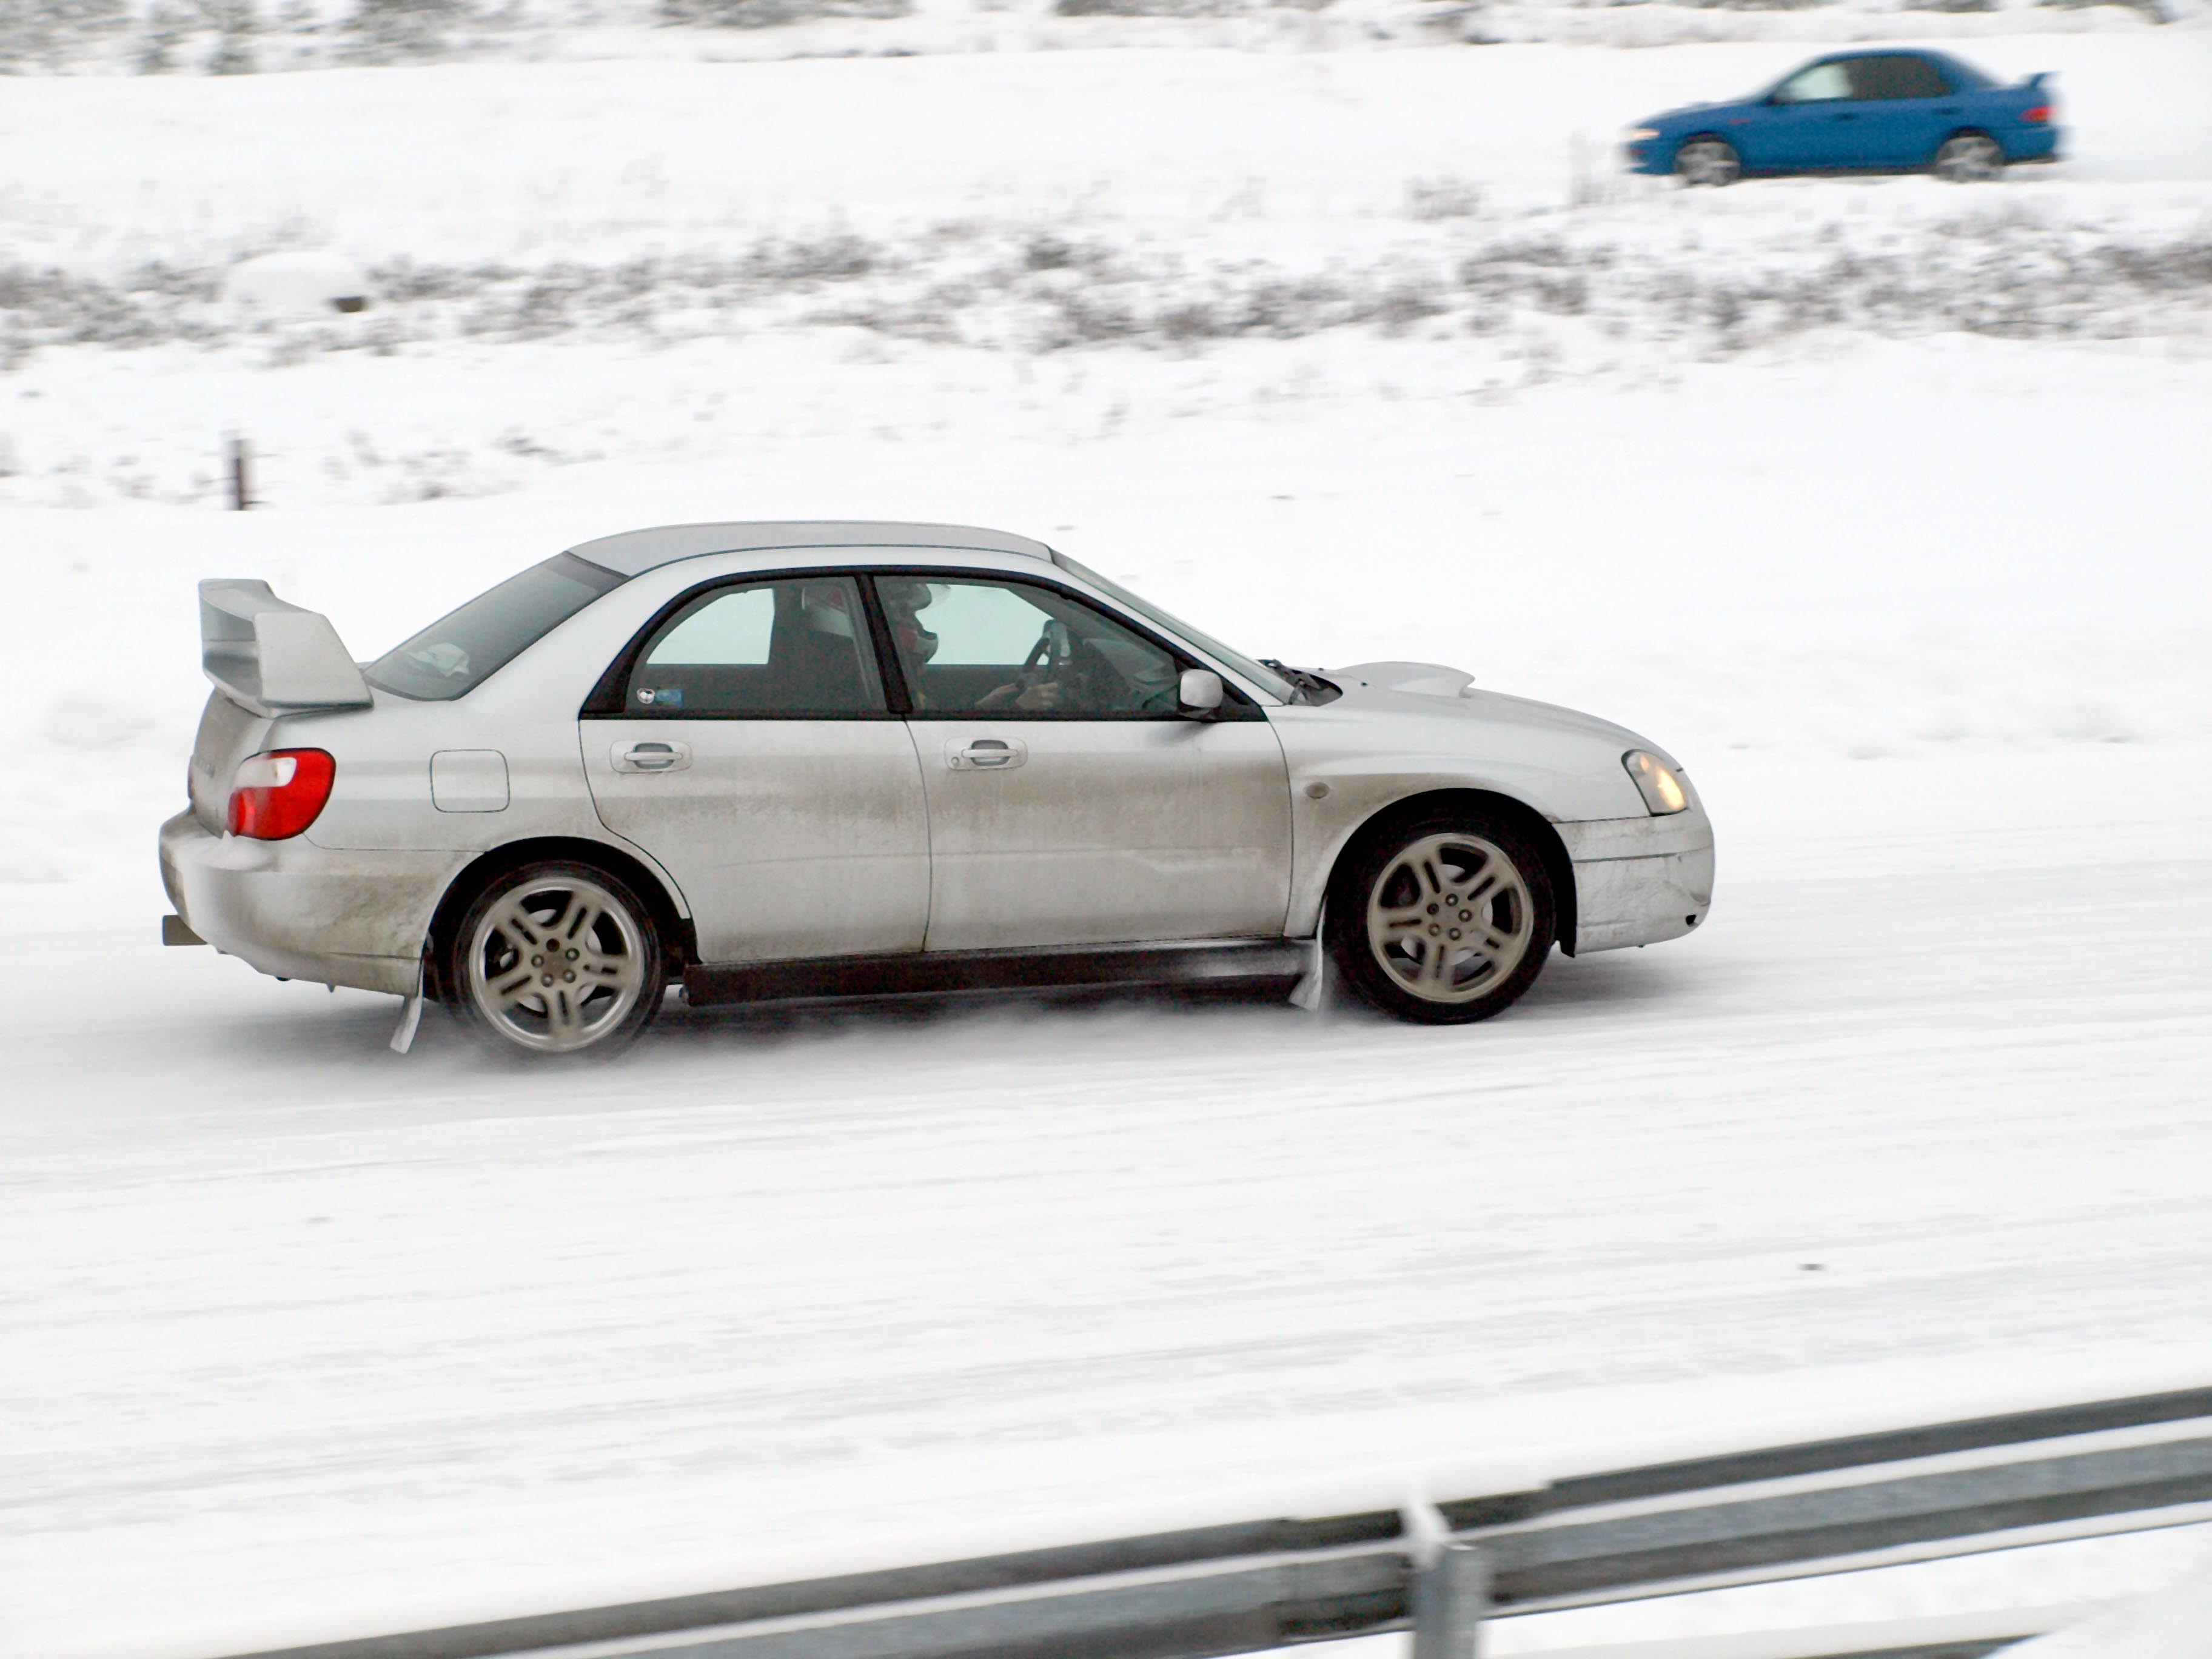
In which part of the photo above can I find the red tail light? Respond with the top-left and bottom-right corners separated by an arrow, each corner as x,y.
227,749 -> 337,840
2023,104 -> 2053,124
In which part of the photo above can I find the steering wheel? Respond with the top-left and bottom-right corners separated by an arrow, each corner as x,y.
1019,620 -> 1073,691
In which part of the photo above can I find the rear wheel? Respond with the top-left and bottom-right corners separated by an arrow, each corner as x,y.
1675,137 -> 1741,188
447,861 -> 663,1057
1933,132 -> 2005,183
1326,812 -> 1555,1025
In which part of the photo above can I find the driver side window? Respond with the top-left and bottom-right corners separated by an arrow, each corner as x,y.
876,575 -> 1183,719
1773,62 -> 1851,104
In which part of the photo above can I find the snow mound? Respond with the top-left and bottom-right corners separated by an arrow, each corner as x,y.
224,252 -> 374,322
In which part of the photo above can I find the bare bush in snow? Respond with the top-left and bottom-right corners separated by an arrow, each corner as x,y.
132,1 -> 193,69
1404,176 -> 1484,222
199,0 -> 258,71
341,0 -> 473,60
7,215 -> 2211,369
657,0 -> 910,27
0,0 -> 129,70
1053,0 -> 1244,17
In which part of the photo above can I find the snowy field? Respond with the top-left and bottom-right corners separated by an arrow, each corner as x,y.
4,17 -> 2212,1659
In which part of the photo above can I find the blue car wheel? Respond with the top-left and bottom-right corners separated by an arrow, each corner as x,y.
1675,136 -> 1741,187
1932,132 -> 2006,183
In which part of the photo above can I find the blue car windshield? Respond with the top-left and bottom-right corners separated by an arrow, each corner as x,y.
367,553 -> 626,700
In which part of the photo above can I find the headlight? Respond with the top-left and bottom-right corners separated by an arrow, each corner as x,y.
1623,749 -> 1688,816
1624,127 -> 1660,143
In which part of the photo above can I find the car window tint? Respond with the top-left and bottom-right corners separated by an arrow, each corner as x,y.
1774,62 -> 1851,104
1929,53 -> 1991,92
367,553 -> 626,702
647,585 -> 775,665
1849,55 -> 1949,100
879,576 -> 1182,719
908,581 -> 1056,666
625,577 -> 884,717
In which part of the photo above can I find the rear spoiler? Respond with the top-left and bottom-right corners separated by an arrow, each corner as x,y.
2022,70 -> 2052,91
199,578 -> 374,716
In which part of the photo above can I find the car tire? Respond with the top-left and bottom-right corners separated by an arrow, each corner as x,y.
1932,132 -> 2005,183
1325,811 -> 1556,1025
446,860 -> 665,1057
1674,137 -> 1741,188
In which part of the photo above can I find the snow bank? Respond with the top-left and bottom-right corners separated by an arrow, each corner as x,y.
2006,1572 -> 2212,1657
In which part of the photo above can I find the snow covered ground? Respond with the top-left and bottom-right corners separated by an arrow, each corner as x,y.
4,21 -> 2211,1659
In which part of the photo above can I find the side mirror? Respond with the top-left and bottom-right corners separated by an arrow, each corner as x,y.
1179,668 -> 1224,717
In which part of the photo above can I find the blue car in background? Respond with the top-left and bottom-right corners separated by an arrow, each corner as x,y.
1624,50 -> 2061,186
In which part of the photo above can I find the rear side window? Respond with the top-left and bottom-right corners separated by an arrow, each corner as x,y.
1849,56 -> 1950,100
367,554 -> 625,701
622,578 -> 885,717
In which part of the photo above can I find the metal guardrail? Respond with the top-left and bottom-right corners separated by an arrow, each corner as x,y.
209,1385 -> 2212,1659
1525,1604 -> 2096,1659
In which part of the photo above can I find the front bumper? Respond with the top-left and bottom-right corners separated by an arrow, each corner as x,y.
159,809 -> 458,996
1557,808 -> 1716,953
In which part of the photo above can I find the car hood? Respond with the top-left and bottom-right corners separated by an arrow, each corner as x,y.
1642,98 -> 1760,132
1321,660 -> 1677,768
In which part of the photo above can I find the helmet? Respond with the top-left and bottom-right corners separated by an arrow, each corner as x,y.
798,579 -> 857,639
879,578 -> 940,664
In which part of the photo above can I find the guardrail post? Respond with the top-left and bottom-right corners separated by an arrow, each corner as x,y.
229,433 -> 252,510
1411,1541 -> 1490,1659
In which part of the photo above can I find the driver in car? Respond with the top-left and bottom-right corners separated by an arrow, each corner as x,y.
880,578 -> 1066,712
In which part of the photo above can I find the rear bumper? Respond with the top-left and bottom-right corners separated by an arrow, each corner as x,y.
159,809 -> 457,996
2002,127 -> 2062,164
1558,808 -> 1716,953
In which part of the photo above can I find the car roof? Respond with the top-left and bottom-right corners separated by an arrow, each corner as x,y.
1805,46 -> 1950,65
1797,46 -> 1989,84
566,521 -> 1054,578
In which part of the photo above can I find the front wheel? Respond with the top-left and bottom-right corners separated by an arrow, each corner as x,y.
447,861 -> 664,1057
1326,813 -> 1556,1025
1933,133 -> 2005,183
1675,137 -> 1741,188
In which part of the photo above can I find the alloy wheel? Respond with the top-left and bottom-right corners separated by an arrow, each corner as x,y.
1364,831 -> 1537,1005
466,874 -> 649,1053
1676,139 -> 1741,188
1934,135 -> 2004,183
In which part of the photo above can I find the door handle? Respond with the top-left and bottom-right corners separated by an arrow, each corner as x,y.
945,736 -> 1027,772
612,739 -> 692,774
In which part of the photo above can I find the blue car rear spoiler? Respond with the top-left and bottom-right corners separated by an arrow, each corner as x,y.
2022,70 -> 2051,90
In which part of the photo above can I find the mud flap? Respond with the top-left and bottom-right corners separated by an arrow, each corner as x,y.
1289,902 -> 1330,1013
390,947 -> 428,1054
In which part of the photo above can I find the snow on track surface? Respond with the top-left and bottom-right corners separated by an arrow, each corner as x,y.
10,744 -> 2212,1658
4,24 -> 2212,1659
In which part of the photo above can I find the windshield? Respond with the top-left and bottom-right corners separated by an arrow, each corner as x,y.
1048,552 -> 1295,704
367,554 -> 626,701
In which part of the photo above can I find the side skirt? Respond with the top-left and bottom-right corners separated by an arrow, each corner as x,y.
684,939 -> 1309,1010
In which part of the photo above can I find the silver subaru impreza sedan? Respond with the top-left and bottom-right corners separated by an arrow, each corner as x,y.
160,522 -> 1714,1056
